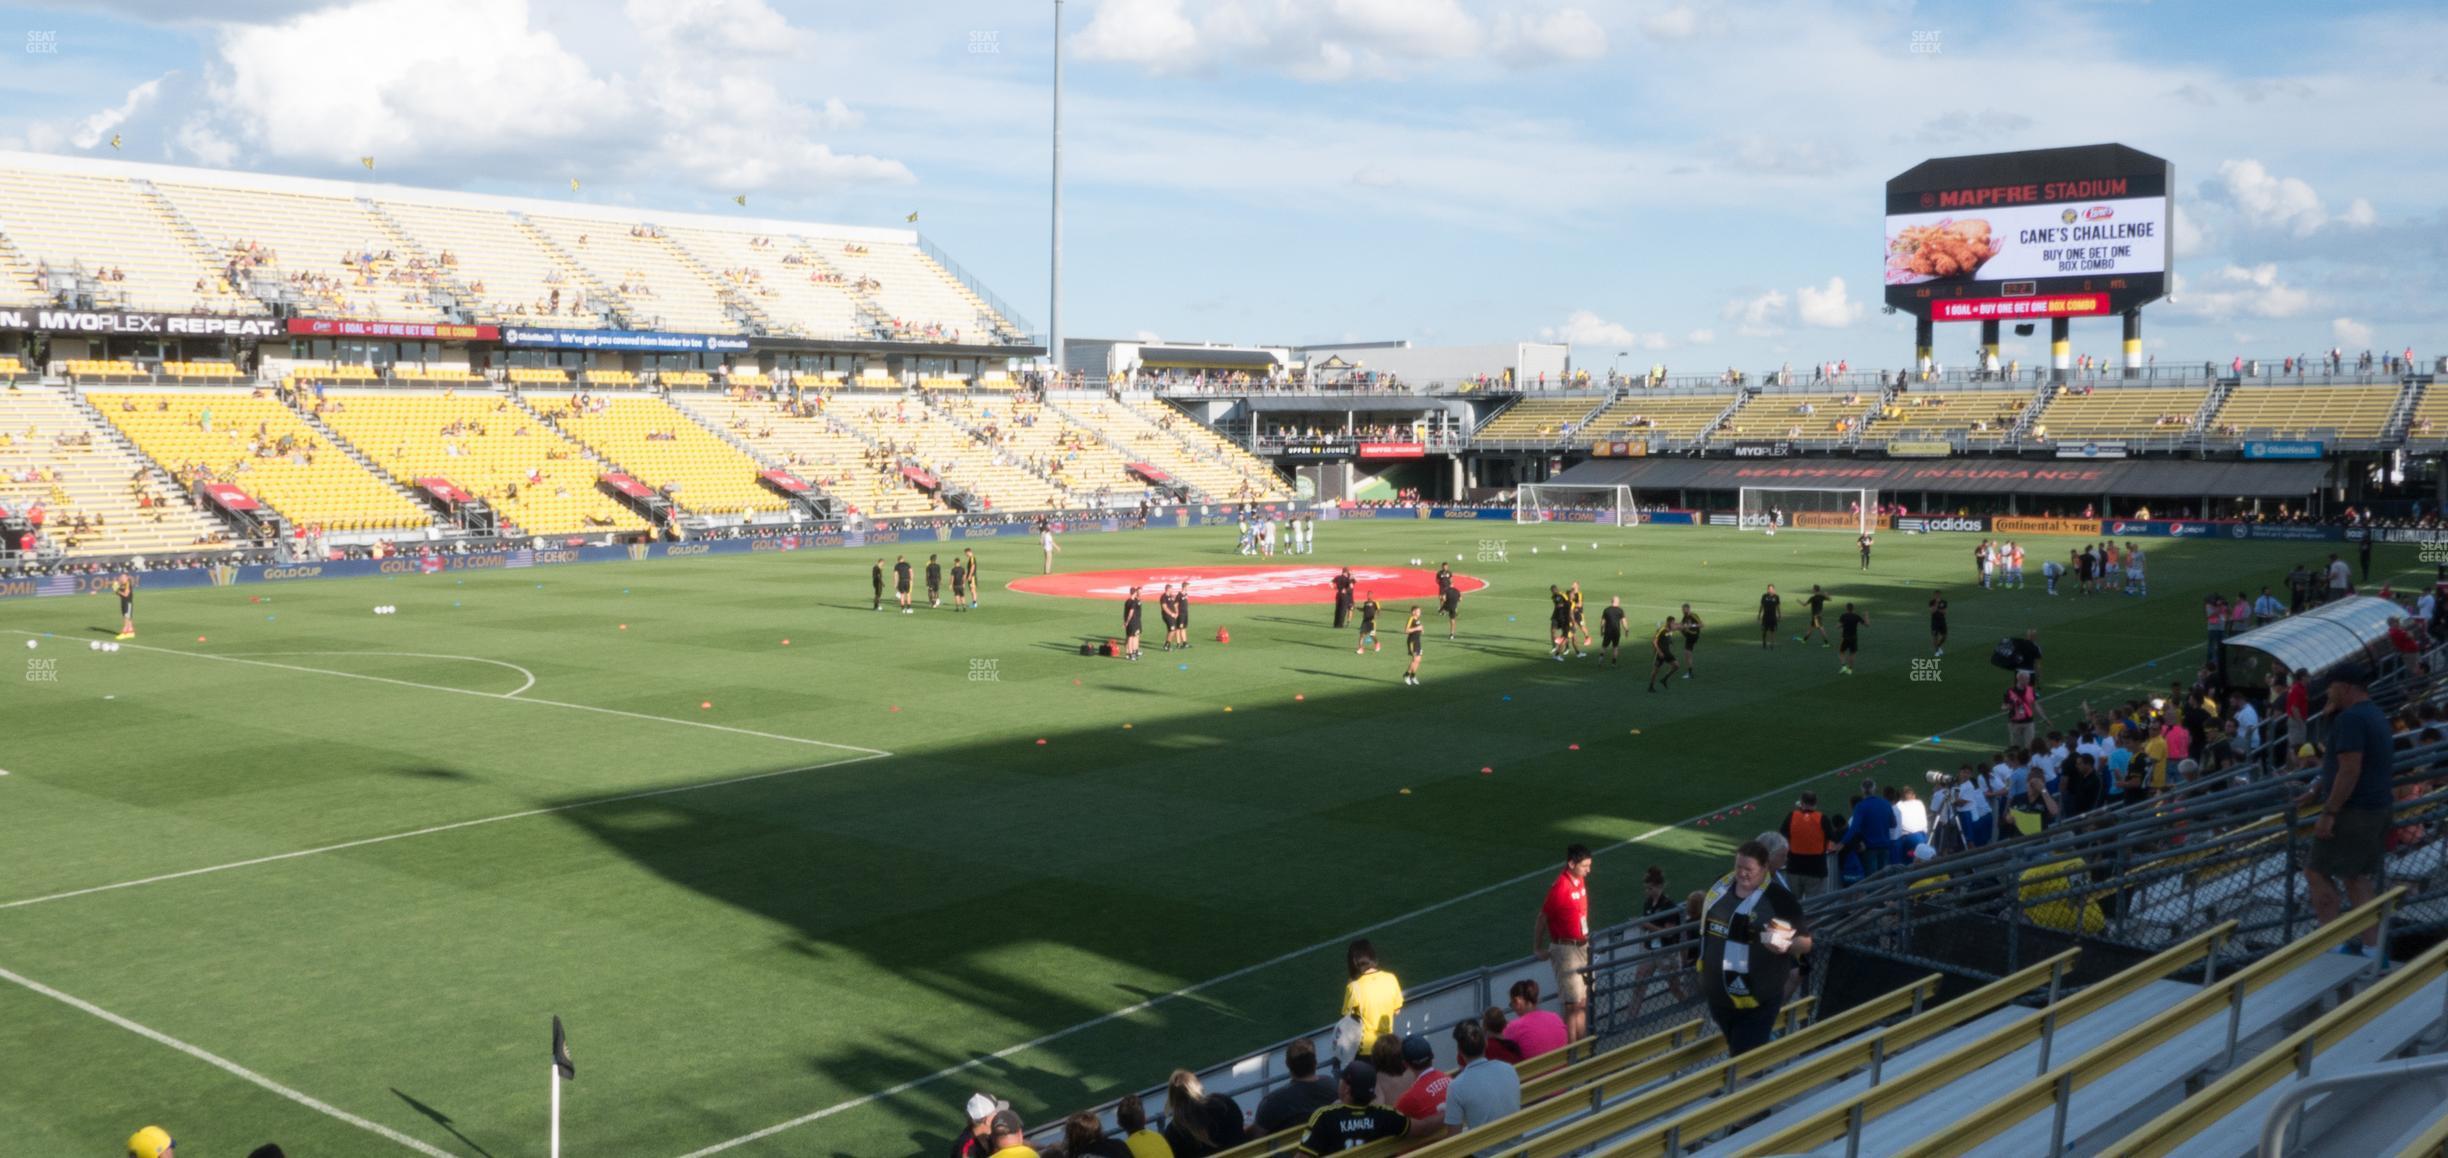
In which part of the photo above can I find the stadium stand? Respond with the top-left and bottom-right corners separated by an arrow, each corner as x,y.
2025,384 -> 2210,444
834,240 -> 1016,343
662,227 -> 867,341
373,199 -> 610,328
87,391 -> 431,532
61,359 -> 146,384
2407,386 -> 2448,443
152,181 -> 452,323
1051,392 -> 1292,502
523,217 -> 740,335
540,394 -> 789,517
508,367 -> 571,387
312,391 -> 650,535
1868,387 -> 2033,445
287,365 -> 380,386
2206,383 -> 2401,441
1581,391 -> 1742,448
0,233 -> 45,306
1714,390 -> 1883,442
160,361 -> 244,383
390,366 -> 486,386
1118,394 -> 1295,499
0,167 -> 264,315
670,392 -> 955,518
845,390 -> 1065,512
0,385 -> 227,555
933,392 -> 1145,504
0,356 -> 30,383
1475,396 -> 1610,442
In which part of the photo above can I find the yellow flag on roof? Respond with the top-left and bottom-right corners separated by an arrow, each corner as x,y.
360,155 -> 375,171
570,177 -> 581,192
109,134 -> 122,150
734,194 -> 747,207
906,211 -> 919,223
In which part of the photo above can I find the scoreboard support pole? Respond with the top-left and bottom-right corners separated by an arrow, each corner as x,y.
2122,309 -> 2143,379
1979,320 -> 2001,378
2051,316 -> 2073,384
1915,315 -> 1934,377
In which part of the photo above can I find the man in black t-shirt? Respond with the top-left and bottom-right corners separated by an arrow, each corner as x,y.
1332,567 -> 1356,628
1857,532 -> 1873,571
1927,592 -> 1949,657
892,555 -> 914,614
1439,576 -> 1463,640
871,558 -> 887,611
1600,596 -> 1627,664
1800,585 -> 1831,647
1548,586 -> 1572,661
948,553 -> 969,612
1122,586 -> 1144,661
1254,1040 -> 1340,1137
1647,617 -> 1681,692
1837,603 -> 1867,675
925,553 -> 943,608
1757,584 -> 1781,649
1294,1061 -> 1424,1155
1356,593 -> 1381,653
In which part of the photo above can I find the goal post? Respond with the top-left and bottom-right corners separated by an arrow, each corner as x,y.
1737,486 -> 1879,534
1516,484 -> 1637,526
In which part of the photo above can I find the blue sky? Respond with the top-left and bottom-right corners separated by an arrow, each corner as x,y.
2,0 -> 2441,370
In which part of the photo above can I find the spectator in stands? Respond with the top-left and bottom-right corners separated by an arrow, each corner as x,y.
1291,1061 -> 1431,1155
1530,843 -> 1594,1040
1779,791 -> 1839,895
1499,979 -> 1568,1060
1368,1036 -> 1409,1107
2285,669 -> 2315,753
1390,1035 -> 1450,1139
953,1092 -> 1011,1158
1115,1094 -> 1170,1158
1065,1110 -> 1134,1158
2296,665 -> 2396,957
1253,1038 -> 1339,1136
1843,780 -> 1899,873
985,1108 -> 1036,1158
1699,840 -> 1812,1055
1339,939 -> 1402,1058
1477,1006 -> 1523,1064
1160,1070 -> 1245,1157
1442,1019 -> 1521,1135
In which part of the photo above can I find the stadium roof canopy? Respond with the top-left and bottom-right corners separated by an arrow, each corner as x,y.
1243,395 -> 1442,412
1139,346 -> 1279,369
1549,457 -> 2329,497
2220,595 -> 2407,690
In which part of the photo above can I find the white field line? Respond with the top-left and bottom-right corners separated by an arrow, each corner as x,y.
2,630 -> 886,756
673,638 -> 2205,1157
0,961 -> 456,1156
220,651 -> 539,697
0,753 -> 889,912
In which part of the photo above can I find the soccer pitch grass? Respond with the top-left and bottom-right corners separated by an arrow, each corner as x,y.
0,523 -> 2388,1156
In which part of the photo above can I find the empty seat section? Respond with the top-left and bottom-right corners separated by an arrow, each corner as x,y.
313,392 -> 647,536
88,391 -> 428,531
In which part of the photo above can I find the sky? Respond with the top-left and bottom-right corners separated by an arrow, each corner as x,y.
1,0 -> 2442,371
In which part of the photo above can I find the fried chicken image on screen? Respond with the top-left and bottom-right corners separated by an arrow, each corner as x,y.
1893,219 -> 2000,279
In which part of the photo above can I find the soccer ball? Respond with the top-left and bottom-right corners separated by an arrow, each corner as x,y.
23,640 -> 33,650
90,641 -> 101,651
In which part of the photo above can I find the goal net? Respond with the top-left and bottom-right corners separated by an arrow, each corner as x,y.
1737,487 -> 1878,533
1516,484 -> 1636,526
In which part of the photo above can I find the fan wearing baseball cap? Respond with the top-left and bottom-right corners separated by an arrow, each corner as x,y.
986,1108 -> 1038,1158
951,1092 -> 1011,1157
1293,1060 -> 1436,1154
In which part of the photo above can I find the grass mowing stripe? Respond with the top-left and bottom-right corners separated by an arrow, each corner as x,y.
0,961 -> 456,1157
2,629 -> 889,756
675,638 -> 2203,1158
0,752 -> 890,912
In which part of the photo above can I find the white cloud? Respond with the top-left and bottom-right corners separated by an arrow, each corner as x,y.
623,0 -> 793,56
2213,159 -> 2329,236
1685,329 -> 1716,345
2332,317 -> 2373,347
1795,276 -> 1861,328
2171,203 -> 2206,255
2173,264 -> 2315,320
2340,197 -> 2376,227
1542,309 -> 1665,349
1724,289 -> 1789,336
1350,164 -> 1397,188
1074,0 -> 1202,69
63,74 -> 171,151
1492,8 -> 1610,65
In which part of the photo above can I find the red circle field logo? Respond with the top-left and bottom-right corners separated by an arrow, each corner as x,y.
1007,565 -> 1487,604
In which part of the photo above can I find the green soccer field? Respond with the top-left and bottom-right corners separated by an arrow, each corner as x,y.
0,522 -> 2400,1156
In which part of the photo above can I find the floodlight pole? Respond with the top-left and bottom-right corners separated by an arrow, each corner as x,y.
1049,0 -> 1065,380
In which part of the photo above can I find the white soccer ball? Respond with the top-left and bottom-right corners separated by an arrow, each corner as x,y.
106,643 -> 119,653
1532,547 -> 1540,554
24,639 -> 34,650
91,641 -> 101,651
1561,545 -> 1569,552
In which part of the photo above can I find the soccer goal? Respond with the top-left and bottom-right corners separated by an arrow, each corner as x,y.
1515,484 -> 1637,526
1737,486 -> 1879,533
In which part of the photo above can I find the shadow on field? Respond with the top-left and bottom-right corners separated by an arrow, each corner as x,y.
391,1088 -> 494,1158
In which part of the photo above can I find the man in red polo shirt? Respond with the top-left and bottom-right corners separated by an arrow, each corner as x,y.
1531,843 -> 1594,1040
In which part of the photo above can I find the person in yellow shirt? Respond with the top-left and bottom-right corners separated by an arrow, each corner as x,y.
1117,1094 -> 1172,1158
1342,939 -> 1404,1055
2143,725 -> 2172,796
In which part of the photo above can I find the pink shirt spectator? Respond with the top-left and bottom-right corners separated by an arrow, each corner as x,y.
1503,1009 -> 1569,1059
2165,725 -> 2192,762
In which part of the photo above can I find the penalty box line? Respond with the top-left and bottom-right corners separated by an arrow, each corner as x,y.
674,639 -> 2205,1156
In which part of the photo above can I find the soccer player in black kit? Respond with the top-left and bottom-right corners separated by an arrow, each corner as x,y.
871,558 -> 887,611
1758,584 -> 1781,649
1439,568 -> 1463,639
963,547 -> 981,610
1647,617 -> 1681,691
924,553 -> 943,609
1402,606 -> 1425,685
1927,591 -> 1949,657
1678,602 -> 1704,679
1175,584 -> 1193,649
1356,591 -> 1382,653
949,553 -> 969,611
1332,566 -> 1356,628
1547,585 -> 1573,661
1122,585 -> 1144,660
1838,603 -> 1868,675
892,555 -> 914,613
1800,584 -> 1832,647
1600,595 -> 1627,664
1858,532 -> 1874,571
